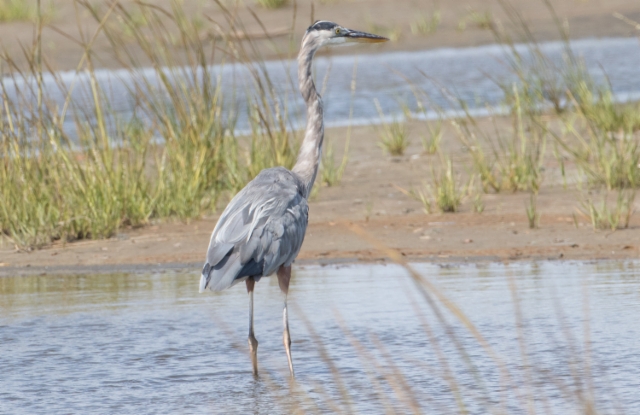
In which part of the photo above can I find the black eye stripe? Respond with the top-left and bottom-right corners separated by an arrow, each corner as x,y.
308,21 -> 338,32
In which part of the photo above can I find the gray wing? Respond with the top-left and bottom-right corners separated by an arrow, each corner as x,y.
199,167 -> 309,292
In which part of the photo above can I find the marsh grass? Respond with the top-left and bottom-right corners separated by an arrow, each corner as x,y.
457,10 -> 493,31
420,119 -> 443,154
414,155 -> 463,213
489,0 -> 592,116
0,0 -> 30,22
465,0 -> 639,232
525,193 -> 539,228
578,189 -> 636,231
473,193 -> 485,213
0,0 -> 54,23
431,157 -> 463,212
410,11 -> 441,36
0,1 -> 231,248
255,0 -> 288,9
552,95 -> 640,191
452,87 -> 547,193
215,1 -> 301,183
571,84 -> 640,134
321,139 -> 348,187
377,120 -> 410,156
0,0 -> 300,248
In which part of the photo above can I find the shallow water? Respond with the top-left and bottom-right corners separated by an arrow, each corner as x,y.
3,37 -> 640,137
1,261 -> 639,414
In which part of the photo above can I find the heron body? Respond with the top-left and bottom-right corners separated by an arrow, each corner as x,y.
199,21 -> 388,377
200,167 -> 308,292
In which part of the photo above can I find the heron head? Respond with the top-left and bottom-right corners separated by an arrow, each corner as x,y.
305,21 -> 389,47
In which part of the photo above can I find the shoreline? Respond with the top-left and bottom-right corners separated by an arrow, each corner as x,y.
3,111 -> 640,276
1,1 -> 639,277
1,252 -> 635,279
2,207 -> 639,277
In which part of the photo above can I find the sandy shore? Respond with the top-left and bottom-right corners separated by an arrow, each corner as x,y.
1,0 -> 640,276
2,116 -> 640,277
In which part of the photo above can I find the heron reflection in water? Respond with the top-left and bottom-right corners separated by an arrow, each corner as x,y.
199,21 -> 388,377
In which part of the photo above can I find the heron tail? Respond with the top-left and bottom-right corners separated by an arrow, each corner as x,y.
199,263 -> 212,293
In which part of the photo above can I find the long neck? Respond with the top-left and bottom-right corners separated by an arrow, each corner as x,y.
292,35 -> 324,199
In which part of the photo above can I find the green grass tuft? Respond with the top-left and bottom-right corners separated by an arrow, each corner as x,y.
378,120 -> 410,156
255,0 -> 288,9
0,0 -> 31,22
410,11 -> 441,35
525,193 -> 539,229
420,119 -> 443,154
452,86 -> 547,194
579,189 -> 636,231
0,0 -> 55,23
414,156 -> 463,214
457,10 -> 493,31
553,95 -> 640,191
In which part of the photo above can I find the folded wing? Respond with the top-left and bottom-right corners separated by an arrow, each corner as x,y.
200,167 -> 309,292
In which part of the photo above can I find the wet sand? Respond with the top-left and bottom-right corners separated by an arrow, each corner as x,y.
1,0 -> 640,275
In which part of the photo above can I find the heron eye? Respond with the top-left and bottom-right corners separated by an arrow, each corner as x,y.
335,28 -> 341,34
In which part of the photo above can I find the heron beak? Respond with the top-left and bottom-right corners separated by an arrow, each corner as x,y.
345,30 -> 389,43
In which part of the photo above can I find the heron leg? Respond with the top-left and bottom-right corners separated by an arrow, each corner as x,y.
277,265 -> 295,377
246,278 -> 258,377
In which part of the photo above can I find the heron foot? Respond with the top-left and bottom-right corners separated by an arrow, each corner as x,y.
248,334 -> 259,376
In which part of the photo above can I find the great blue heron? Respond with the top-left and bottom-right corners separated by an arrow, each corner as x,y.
199,21 -> 388,377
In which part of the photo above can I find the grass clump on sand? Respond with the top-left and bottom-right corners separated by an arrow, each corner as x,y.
414,0 -> 637,232
578,189 -> 636,231
0,1 -> 298,249
1,2 -> 228,248
452,87 -> 547,194
420,119 -> 443,154
321,139 -> 348,187
0,0 -> 54,23
378,121 -> 409,156
413,156 -> 464,213
525,193 -> 539,229
552,91 -> 640,191
457,10 -> 493,31
377,112 -> 410,156
255,0 -> 288,9
431,157 -> 463,213
0,0 -> 32,22
410,11 -> 441,35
